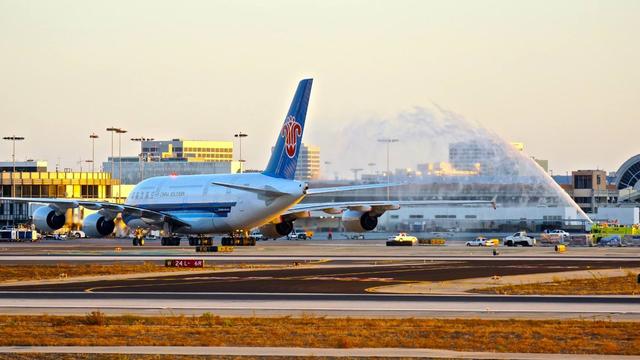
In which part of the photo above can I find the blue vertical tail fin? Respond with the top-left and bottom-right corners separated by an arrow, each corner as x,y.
262,79 -> 313,180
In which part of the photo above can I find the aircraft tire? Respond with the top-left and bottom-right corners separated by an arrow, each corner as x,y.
132,238 -> 138,246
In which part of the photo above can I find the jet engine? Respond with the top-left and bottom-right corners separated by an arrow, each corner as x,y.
342,210 -> 379,232
259,221 -> 294,239
32,206 -> 66,233
82,213 -> 116,237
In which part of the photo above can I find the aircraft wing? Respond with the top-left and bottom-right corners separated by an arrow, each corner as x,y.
0,197 -> 191,228
281,198 -> 496,221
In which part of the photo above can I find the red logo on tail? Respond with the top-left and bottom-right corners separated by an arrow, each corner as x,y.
281,115 -> 302,158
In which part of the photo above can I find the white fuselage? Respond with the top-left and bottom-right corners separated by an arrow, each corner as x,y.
123,173 -> 306,234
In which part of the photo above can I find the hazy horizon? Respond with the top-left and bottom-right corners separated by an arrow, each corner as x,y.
1,0 -> 638,178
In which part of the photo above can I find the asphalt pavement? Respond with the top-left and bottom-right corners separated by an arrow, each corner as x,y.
2,260 -> 639,293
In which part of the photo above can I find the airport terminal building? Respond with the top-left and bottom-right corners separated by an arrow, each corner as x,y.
298,176 -> 588,233
0,161 -> 120,226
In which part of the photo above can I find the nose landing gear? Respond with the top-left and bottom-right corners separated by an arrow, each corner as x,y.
132,229 -> 146,246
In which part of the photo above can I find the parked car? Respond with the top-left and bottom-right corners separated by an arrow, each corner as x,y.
387,233 -> 418,243
287,229 -> 311,240
466,236 -> 488,246
386,232 -> 418,246
543,229 -> 570,240
503,231 -> 536,247
250,231 -> 264,241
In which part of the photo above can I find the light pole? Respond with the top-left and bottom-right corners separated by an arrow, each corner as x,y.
3,135 -> 25,197
350,168 -> 363,182
131,137 -> 154,183
116,128 -> 127,202
106,127 -> 126,201
234,132 -> 248,173
106,127 -> 119,193
377,138 -> 399,200
89,133 -> 99,173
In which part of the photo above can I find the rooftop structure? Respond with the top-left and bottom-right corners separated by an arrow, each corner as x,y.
140,139 -> 233,162
0,161 -> 47,173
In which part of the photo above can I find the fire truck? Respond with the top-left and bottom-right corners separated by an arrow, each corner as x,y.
590,222 -> 640,243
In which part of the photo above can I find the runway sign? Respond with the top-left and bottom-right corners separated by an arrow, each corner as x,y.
165,259 -> 205,268
196,246 -> 234,253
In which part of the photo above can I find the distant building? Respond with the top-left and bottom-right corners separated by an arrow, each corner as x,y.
448,140 -> 517,176
141,139 -> 233,162
557,170 -> 619,214
0,161 -> 47,173
295,144 -> 320,181
103,139 -> 240,184
104,159 -> 236,184
0,164 -> 119,226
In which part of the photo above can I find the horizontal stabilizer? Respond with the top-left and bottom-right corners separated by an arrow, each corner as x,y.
211,182 -> 288,197
306,183 -> 400,195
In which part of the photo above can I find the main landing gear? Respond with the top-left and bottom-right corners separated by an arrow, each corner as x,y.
161,236 -> 181,246
188,236 -> 214,246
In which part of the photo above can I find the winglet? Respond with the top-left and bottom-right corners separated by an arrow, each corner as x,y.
263,79 -> 313,180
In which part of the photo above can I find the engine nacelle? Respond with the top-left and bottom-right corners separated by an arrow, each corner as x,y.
259,221 -> 294,239
32,206 -> 66,233
342,210 -> 378,232
82,213 -> 116,238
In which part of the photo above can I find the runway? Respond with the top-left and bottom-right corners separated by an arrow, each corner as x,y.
0,291 -> 637,318
1,240 -> 639,318
0,259 -> 639,318
2,260 -> 639,293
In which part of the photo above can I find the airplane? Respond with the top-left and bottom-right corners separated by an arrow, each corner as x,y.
1,79 -> 496,246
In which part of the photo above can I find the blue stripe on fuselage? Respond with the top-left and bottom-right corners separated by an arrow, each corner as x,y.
125,202 -> 237,221
135,202 -> 236,213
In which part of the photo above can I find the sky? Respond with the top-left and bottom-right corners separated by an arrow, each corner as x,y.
0,0 -> 638,177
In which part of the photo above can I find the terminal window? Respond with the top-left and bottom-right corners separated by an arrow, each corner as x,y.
574,175 -> 593,189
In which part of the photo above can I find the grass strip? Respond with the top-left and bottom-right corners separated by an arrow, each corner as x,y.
475,272 -> 640,295
0,263 -> 263,283
0,313 -> 637,355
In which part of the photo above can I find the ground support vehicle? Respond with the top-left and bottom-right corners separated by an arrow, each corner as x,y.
590,223 -> 639,243
503,231 -> 536,247
0,229 -> 39,242
386,232 -> 418,246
